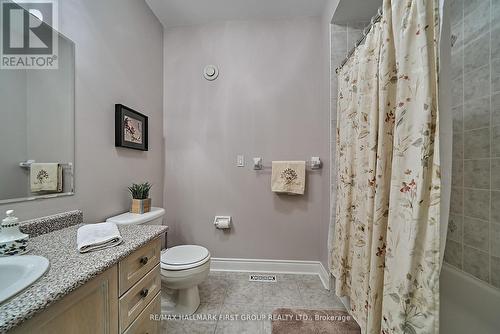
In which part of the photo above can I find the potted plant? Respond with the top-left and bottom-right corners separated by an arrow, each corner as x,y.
128,182 -> 152,214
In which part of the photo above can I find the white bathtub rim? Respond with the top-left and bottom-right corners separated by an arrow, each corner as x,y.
441,263 -> 500,295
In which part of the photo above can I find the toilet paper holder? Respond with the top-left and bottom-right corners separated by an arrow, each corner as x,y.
214,216 -> 231,229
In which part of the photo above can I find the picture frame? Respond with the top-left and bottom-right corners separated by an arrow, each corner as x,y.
115,104 -> 148,151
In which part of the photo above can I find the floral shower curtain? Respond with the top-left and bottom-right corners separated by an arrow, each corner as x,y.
330,0 -> 440,333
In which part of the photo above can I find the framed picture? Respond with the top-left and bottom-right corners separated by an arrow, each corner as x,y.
115,104 -> 148,151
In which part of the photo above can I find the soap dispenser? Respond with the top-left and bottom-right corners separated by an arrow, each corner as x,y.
0,210 -> 29,256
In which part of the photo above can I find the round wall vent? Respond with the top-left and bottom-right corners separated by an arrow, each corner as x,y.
203,65 -> 219,81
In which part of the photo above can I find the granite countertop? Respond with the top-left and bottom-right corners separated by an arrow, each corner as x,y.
0,224 -> 168,333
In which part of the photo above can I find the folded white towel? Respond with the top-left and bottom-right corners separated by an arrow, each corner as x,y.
77,223 -> 123,253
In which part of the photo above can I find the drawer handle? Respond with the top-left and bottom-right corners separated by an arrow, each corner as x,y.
139,256 -> 149,265
140,288 -> 149,298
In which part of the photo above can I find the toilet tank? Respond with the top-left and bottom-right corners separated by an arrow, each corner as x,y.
106,207 -> 165,226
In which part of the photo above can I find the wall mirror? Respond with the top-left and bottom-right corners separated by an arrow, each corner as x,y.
0,8 -> 75,204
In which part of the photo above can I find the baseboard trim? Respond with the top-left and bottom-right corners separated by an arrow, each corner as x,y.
317,260 -> 331,290
210,257 -> 331,290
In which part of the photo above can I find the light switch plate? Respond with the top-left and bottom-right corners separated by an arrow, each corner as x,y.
237,155 -> 244,167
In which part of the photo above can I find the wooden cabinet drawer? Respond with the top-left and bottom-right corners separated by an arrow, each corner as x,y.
123,292 -> 161,334
119,265 -> 161,332
119,238 -> 161,295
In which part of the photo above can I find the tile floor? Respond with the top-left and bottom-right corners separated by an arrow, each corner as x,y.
160,271 -> 346,334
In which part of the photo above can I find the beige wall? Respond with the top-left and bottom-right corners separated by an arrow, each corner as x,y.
0,0 -> 164,223
163,17 -> 329,261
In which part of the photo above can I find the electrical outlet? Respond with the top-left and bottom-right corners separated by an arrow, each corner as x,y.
237,155 -> 244,167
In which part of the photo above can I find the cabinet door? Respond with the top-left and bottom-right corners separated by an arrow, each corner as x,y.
12,265 -> 118,334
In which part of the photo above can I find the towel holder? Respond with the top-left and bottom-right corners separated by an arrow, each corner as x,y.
19,160 -> 36,168
19,160 -> 73,169
253,157 -> 322,170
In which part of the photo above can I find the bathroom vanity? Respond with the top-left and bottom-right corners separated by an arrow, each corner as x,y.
0,211 -> 167,334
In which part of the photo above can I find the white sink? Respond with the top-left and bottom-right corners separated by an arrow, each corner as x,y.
0,255 -> 49,303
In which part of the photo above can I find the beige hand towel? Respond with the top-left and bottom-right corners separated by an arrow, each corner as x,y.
271,161 -> 306,195
30,163 -> 62,193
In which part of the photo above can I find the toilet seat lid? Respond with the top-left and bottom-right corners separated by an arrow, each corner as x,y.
161,245 -> 209,267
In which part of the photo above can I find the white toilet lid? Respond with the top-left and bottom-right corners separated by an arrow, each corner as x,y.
161,245 -> 210,268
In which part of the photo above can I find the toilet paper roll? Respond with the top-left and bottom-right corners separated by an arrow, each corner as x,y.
215,219 -> 231,229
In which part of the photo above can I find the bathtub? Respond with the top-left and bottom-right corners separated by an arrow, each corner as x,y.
440,263 -> 500,334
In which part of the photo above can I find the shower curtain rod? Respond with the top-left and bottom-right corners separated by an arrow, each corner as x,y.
335,7 -> 383,74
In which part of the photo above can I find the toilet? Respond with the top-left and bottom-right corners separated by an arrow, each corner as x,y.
106,207 -> 211,315
160,245 -> 210,315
